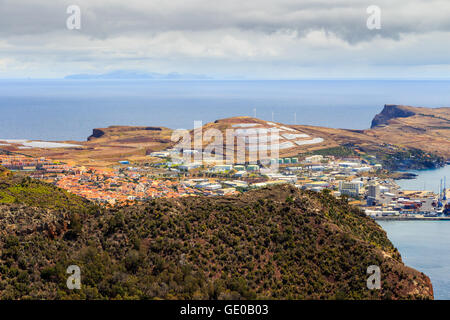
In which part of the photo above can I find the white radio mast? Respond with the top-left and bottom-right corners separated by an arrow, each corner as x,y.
272,111 -> 274,122
253,108 -> 257,118
294,112 -> 297,125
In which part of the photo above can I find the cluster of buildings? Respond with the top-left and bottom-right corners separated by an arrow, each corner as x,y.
149,152 -> 381,195
1,150 -> 448,218
54,169 -> 200,205
0,154 -> 68,172
363,180 -> 450,219
149,151 -> 449,218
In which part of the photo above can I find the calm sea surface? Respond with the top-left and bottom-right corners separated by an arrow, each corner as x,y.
378,220 -> 450,300
396,165 -> 450,194
1,79 -> 450,141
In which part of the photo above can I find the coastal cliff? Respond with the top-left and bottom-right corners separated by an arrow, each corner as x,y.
366,104 -> 450,161
87,128 -> 106,140
371,105 -> 416,128
87,126 -> 164,141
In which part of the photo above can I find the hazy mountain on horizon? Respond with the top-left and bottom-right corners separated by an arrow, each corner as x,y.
64,70 -> 213,80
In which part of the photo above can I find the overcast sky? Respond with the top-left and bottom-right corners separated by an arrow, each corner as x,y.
1,0 -> 450,79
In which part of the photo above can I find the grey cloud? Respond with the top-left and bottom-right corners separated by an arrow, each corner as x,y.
2,0 -> 450,79
0,0 -> 450,43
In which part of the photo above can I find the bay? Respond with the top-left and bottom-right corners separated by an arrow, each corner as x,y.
378,220 -> 450,300
396,165 -> 450,194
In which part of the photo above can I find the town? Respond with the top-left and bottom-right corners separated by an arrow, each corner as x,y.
1,149 -> 449,220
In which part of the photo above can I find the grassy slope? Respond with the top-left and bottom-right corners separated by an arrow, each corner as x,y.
0,170 -> 93,212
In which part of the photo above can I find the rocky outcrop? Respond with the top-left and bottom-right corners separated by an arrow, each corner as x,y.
371,105 -> 416,128
87,126 -> 163,141
87,128 -> 105,141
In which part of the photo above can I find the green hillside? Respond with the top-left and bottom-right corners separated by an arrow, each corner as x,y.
0,171 -> 433,299
0,169 -> 94,212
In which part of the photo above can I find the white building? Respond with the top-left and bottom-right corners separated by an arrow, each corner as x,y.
149,151 -> 171,158
304,155 -> 324,163
339,181 -> 361,197
179,163 -> 202,171
210,164 -> 233,173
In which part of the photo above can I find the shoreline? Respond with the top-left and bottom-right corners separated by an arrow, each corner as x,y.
374,216 -> 450,221
394,164 -> 449,194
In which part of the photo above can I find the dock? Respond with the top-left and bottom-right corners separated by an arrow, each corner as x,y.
374,216 -> 450,221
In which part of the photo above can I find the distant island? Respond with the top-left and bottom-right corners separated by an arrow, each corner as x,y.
64,70 -> 212,80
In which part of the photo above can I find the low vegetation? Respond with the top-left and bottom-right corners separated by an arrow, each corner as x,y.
0,168 -> 433,299
378,148 -> 445,170
0,172 -> 94,212
302,146 -> 357,158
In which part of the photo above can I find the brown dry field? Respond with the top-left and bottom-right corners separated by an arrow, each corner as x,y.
2,105 -> 449,168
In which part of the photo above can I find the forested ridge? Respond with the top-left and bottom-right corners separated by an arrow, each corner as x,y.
0,168 -> 433,299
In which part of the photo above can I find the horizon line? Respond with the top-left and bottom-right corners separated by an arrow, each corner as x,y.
3,77 -> 450,81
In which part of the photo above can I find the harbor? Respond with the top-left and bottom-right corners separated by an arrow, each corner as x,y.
365,165 -> 450,220
375,216 -> 450,221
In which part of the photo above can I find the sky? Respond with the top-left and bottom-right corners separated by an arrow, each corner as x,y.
1,0 -> 450,79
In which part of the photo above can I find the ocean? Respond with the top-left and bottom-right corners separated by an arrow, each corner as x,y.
396,165 -> 450,194
1,79 -> 450,141
378,220 -> 450,300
